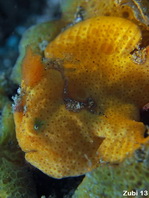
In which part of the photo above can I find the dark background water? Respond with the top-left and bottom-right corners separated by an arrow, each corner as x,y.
0,0 -> 61,72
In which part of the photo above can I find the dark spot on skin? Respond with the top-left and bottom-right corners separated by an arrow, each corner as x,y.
105,12 -> 111,16
122,11 -> 129,18
25,149 -> 37,153
34,118 -> 44,131
141,30 -> 149,48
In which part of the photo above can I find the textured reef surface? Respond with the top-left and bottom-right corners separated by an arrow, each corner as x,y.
0,86 -> 37,197
73,145 -> 149,198
1,0 -> 149,197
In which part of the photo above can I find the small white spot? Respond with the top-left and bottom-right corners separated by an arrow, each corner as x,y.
84,154 -> 92,167
12,94 -> 21,111
23,105 -> 27,113
17,87 -> 21,94
39,40 -> 49,51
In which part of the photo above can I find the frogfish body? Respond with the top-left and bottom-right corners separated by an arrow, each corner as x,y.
14,16 -> 149,178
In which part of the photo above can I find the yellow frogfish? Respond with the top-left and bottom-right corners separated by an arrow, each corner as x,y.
13,16 -> 149,178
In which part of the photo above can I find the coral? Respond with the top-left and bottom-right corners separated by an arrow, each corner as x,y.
14,15 -> 149,178
0,94 -> 9,110
0,102 -> 15,145
61,0 -> 149,29
0,148 -> 37,197
82,0 -> 149,25
73,144 -> 149,198
0,147 -> 37,198
0,101 -> 37,197
0,73 -> 10,109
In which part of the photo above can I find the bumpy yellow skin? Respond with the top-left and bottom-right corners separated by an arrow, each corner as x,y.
14,16 -> 149,178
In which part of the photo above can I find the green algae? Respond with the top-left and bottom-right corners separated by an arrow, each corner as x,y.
73,145 -> 149,198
